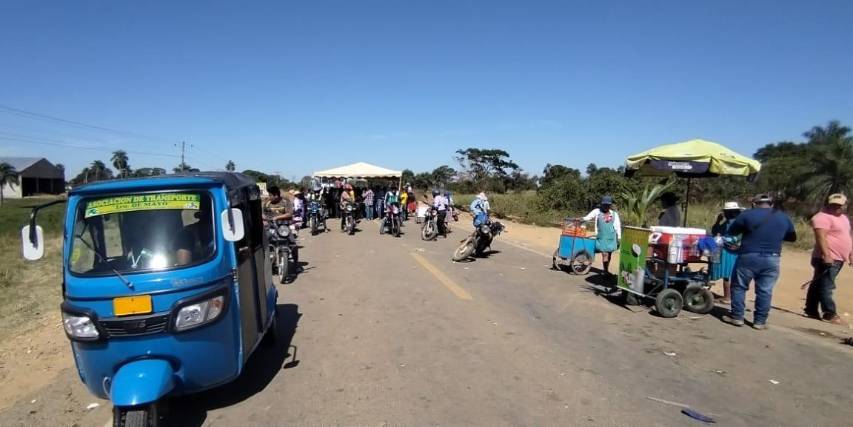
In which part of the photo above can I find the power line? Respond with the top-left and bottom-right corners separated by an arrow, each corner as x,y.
0,132 -> 179,158
0,104 -> 176,145
0,104 -> 225,171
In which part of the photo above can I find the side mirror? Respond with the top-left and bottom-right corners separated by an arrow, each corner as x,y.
221,208 -> 245,242
21,225 -> 44,261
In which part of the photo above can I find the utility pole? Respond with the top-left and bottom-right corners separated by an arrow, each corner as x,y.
174,141 -> 193,171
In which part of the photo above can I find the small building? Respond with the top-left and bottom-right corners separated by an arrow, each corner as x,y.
0,157 -> 66,198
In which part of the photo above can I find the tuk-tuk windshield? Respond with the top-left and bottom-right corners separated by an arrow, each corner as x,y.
69,191 -> 216,276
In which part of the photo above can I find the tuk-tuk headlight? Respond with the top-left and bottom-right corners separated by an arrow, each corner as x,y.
174,295 -> 225,332
62,313 -> 99,340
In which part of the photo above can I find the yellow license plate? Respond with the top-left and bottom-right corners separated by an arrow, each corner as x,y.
113,295 -> 153,316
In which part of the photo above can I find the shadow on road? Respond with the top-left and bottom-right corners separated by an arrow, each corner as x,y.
165,303 -> 301,427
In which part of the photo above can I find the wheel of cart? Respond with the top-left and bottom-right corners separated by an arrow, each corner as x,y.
634,256 -> 715,318
552,218 -> 596,275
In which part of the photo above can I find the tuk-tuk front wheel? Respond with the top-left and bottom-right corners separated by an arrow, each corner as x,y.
115,402 -> 159,427
654,288 -> 683,318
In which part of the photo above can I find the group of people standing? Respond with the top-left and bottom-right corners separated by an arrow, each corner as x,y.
583,191 -> 851,329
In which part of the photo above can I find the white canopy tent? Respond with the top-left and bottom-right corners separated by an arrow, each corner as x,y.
313,162 -> 403,188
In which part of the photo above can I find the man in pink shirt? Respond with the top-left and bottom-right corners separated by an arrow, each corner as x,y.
805,193 -> 853,325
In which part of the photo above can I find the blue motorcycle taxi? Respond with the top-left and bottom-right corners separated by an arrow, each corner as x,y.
21,173 -> 279,426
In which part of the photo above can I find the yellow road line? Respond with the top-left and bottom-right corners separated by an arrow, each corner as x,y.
410,252 -> 473,300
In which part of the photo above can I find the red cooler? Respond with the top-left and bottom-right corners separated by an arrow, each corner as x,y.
648,226 -> 707,263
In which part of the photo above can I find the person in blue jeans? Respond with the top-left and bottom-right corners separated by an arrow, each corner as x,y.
723,194 -> 797,330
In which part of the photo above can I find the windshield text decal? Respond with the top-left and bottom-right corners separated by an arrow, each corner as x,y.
85,193 -> 200,218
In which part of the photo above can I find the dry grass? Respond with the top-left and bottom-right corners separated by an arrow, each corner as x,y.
0,198 -> 65,338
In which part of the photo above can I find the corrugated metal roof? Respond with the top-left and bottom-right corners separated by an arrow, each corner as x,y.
0,157 -> 43,171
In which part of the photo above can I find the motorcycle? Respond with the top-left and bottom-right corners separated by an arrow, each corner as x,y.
307,200 -> 326,235
268,220 -> 297,284
342,202 -> 357,235
380,203 -> 402,237
452,218 -> 504,261
421,206 -> 439,241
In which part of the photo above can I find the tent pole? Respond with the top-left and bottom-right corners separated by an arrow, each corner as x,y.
683,178 -> 691,227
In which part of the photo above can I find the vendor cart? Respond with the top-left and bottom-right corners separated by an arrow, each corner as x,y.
618,226 -> 716,318
552,218 -> 597,275
619,139 -> 760,317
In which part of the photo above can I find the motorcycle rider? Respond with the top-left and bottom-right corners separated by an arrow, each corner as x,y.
432,189 -> 449,238
290,189 -> 304,229
444,190 -> 457,222
263,186 -> 300,271
307,187 -> 328,231
470,192 -> 490,227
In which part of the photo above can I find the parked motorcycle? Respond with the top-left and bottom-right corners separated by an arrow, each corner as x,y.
452,218 -> 504,261
268,220 -> 297,283
342,202 -> 357,235
380,204 -> 402,237
307,200 -> 326,235
421,206 -> 439,241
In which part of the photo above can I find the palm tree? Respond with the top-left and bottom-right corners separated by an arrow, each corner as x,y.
804,121 -> 853,199
111,150 -> 130,178
88,160 -> 114,182
225,160 -> 236,172
619,180 -> 675,227
0,162 -> 19,206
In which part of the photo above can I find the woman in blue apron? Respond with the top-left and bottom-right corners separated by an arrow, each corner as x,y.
583,195 -> 621,275
710,201 -> 743,303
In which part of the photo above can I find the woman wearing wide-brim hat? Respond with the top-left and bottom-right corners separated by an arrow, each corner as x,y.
710,201 -> 744,303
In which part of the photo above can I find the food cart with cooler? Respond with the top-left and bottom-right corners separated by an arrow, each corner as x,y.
619,139 -> 762,318
618,226 -> 717,317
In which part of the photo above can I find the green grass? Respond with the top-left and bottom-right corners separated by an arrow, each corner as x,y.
0,197 -> 66,338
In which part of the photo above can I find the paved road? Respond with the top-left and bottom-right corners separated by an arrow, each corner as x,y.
2,217 -> 852,426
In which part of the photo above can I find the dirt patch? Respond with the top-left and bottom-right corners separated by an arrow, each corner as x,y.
0,314 -> 74,412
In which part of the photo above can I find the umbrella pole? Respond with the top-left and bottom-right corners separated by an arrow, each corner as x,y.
683,178 -> 691,227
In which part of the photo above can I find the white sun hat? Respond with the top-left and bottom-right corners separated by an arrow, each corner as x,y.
723,201 -> 743,211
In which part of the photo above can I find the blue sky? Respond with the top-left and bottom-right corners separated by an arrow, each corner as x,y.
1,0 -> 852,180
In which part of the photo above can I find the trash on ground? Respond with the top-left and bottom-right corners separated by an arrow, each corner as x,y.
664,351 -> 677,357
85,403 -> 99,410
30,399 -> 36,404
712,369 -> 726,376
682,408 -> 715,423
647,397 -> 715,423
769,379 -> 780,385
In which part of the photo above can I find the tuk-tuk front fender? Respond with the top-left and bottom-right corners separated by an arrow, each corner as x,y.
110,359 -> 175,407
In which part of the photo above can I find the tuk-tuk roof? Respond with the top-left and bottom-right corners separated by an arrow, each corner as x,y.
69,172 -> 257,196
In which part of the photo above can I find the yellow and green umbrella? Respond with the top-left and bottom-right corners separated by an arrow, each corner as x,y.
625,139 -> 761,179
624,139 -> 762,226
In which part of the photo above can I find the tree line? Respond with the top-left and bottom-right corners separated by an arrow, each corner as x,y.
399,120 -> 852,218
43,119 -> 852,219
